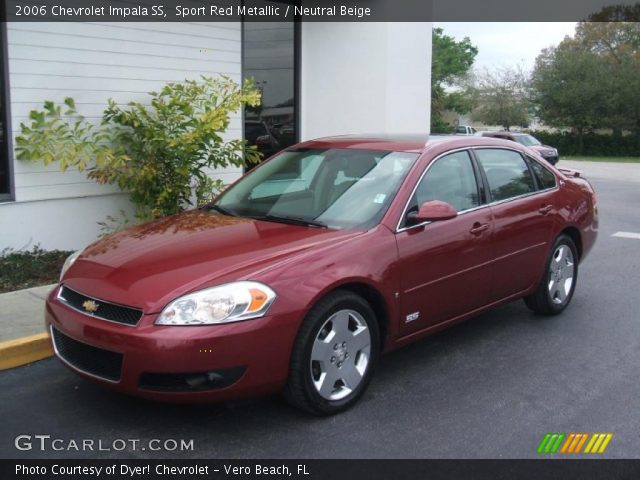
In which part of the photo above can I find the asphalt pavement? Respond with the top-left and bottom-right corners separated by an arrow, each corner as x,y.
1,164 -> 639,459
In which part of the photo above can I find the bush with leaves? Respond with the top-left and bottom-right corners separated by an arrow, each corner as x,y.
527,130 -> 640,157
16,76 -> 262,221
0,245 -> 74,293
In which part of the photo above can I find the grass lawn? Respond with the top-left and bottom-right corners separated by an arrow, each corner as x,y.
0,246 -> 72,293
561,156 -> 640,163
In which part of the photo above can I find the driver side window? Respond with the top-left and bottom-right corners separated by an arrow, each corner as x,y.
404,150 -> 480,226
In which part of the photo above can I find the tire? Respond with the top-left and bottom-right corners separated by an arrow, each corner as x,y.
284,290 -> 380,415
524,234 -> 579,316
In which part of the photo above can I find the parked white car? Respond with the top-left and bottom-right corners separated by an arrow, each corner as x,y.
455,125 -> 477,135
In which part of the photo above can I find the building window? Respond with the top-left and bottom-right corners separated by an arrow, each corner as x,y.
0,23 -> 12,199
243,4 -> 298,168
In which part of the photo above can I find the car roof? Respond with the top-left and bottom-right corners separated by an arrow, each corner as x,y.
482,131 -> 528,137
294,133 -> 523,153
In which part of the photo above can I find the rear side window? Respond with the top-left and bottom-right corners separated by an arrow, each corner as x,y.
527,156 -> 557,190
475,149 -> 535,202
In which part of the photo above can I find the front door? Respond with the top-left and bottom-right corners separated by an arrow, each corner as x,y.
396,150 -> 493,336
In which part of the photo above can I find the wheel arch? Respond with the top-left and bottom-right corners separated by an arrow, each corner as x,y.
301,280 -> 392,352
560,226 -> 582,260
336,282 -> 390,351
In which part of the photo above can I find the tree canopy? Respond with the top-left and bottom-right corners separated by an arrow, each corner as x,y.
431,28 -> 478,132
469,66 -> 530,131
530,16 -> 640,150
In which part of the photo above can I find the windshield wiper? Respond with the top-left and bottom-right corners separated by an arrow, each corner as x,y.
204,204 -> 237,217
251,214 -> 328,229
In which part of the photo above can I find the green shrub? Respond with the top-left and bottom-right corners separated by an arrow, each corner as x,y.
15,76 -> 262,221
0,246 -> 73,293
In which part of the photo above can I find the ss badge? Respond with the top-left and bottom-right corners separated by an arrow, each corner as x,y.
405,312 -> 420,323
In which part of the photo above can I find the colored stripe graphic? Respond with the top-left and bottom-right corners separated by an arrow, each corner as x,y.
574,433 -> 589,453
549,433 -> 565,453
537,433 -> 565,454
560,433 -> 575,453
539,433 -> 613,454
585,433 -> 614,454
537,434 -> 552,454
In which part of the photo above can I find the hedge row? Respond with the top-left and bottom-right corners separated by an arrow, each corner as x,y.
528,131 -> 640,157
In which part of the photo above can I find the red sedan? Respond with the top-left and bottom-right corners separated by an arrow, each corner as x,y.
47,134 -> 598,415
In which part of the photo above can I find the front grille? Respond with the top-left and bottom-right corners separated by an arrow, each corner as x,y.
58,285 -> 142,326
51,327 -> 123,382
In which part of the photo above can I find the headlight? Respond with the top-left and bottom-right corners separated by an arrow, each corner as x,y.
60,250 -> 82,281
156,281 -> 276,325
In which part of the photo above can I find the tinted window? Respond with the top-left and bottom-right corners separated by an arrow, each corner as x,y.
515,135 -> 541,147
245,122 -> 269,143
0,25 -> 10,198
528,157 -> 557,190
243,16 -> 297,158
406,151 -> 480,219
475,149 -> 535,202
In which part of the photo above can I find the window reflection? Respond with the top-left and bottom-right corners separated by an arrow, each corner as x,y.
243,14 -> 296,169
0,27 -> 8,196
475,149 -> 535,202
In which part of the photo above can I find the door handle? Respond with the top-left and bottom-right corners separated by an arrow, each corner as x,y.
538,204 -> 553,215
470,222 -> 490,235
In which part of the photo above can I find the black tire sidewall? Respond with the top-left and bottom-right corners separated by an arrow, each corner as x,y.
297,292 -> 380,415
544,235 -> 579,314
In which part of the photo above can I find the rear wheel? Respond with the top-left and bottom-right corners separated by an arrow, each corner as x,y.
524,234 -> 578,315
284,290 -> 380,415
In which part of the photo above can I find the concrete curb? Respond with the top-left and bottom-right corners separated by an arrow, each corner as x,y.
0,333 -> 53,370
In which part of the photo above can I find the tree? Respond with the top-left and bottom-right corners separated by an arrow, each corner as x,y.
575,19 -> 640,142
530,39 -> 611,152
530,16 -> 640,151
470,66 -> 530,131
431,28 -> 478,132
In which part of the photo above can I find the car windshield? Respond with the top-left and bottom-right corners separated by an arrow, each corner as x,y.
516,135 -> 542,147
211,148 -> 419,229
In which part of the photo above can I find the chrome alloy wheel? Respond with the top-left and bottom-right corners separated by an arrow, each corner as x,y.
310,309 -> 371,401
548,244 -> 575,305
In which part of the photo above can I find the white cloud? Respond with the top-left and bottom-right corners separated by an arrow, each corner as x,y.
434,22 -> 578,72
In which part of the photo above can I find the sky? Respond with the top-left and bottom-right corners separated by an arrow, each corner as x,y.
434,23 -> 578,73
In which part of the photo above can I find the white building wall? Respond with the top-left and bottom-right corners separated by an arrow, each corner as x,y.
1,22 -> 242,250
300,22 -> 431,140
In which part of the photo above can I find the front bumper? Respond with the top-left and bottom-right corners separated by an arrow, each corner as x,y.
46,286 -> 301,403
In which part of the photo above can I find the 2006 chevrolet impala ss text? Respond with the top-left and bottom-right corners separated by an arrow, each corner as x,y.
46,134 -> 598,415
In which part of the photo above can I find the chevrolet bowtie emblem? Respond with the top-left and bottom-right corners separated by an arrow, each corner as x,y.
82,299 -> 99,313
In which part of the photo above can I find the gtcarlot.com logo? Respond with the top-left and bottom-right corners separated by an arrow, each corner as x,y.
537,432 -> 613,454
14,435 -> 194,452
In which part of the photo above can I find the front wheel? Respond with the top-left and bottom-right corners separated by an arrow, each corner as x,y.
284,290 -> 380,415
524,234 -> 578,316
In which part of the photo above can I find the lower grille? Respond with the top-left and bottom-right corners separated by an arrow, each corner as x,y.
139,367 -> 246,392
51,327 -> 123,382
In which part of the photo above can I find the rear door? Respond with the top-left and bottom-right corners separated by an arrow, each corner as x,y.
395,150 -> 494,336
473,148 -> 556,301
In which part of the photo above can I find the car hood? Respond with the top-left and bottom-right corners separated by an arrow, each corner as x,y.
63,210 -> 360,313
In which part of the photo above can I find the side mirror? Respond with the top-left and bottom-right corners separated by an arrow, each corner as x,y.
407,200 -> 458,224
